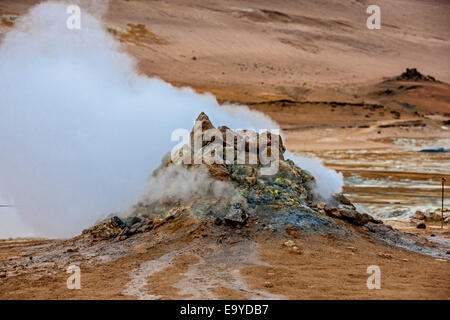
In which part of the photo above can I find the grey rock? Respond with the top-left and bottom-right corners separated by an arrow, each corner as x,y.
110,216 -> 125,229
224,203 -> 248,226
214,217 -> 223,226
124,216 -> 142,228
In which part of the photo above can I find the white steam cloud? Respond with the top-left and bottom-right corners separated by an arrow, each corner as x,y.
137,164 -> 243,207
286,152 -> 343,201
0,2 -> 342,238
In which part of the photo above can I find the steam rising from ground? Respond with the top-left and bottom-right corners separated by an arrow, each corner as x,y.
138,163 -> 243,207
286,153 -> 343,201
0,2 -> 342,238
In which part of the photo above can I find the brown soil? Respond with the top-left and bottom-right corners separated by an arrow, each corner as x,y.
1,225 -> 449,300
244,234 -> 449,299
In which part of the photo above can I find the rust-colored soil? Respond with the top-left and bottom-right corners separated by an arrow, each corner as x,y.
1,226 -> 449,299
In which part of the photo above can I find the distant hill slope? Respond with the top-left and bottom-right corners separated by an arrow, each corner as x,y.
1,0 -> 449,99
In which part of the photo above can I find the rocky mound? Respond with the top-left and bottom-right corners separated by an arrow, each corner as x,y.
84,112 -> 383,242
390,68 -> 437,82
412,208 -> 450,226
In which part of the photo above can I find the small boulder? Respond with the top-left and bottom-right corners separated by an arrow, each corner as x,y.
229,164 -> 256,184
124,216 -> 142,228
206,164 -> 230,181
424,210 -> 444,222
283,240 -> 296,248
316,202 -> 326,210
336,194 -> 354,208
338,209 -> 375,226
339,209 -> 358,221
324,206 -> 341,218
224,203 -> 248,226
291,245 -> 302,254
111,216 -> 125,229
413,211 -> 425,220
416,222 -> 426,229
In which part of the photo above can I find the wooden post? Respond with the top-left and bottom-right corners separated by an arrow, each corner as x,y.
442,177 -> 446,229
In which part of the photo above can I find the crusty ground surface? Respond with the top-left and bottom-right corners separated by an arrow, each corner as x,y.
0,223 -> 449,299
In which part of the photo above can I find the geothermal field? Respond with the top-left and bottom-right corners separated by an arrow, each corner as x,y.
0,0 -> 449,303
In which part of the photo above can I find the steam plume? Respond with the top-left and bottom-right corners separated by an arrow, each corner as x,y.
0,2 -> 342,238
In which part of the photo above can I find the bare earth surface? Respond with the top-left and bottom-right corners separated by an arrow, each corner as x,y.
0,0 -> 449,299
0,220 -> 449,300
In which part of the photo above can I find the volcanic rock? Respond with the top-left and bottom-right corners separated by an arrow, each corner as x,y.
224,203 -> 248,226
283,240 -> 301,254
335,194 -> 355,208
392,68 -> 437,82
85,112 -> 383,241
283,240 -> 295,247
111,216 -> 125,228
416,222 -> 426,229
190,112 -> 216,148
316,202 -> 326,210
414,211 -> 425,220
324,206 -> 341,218
124,216 -> 141,228
217,125 -> 236,148
290,246 -> 301,254
419,209 -> 449,222
206,164 -> 230,181
338,209 -> 377,226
